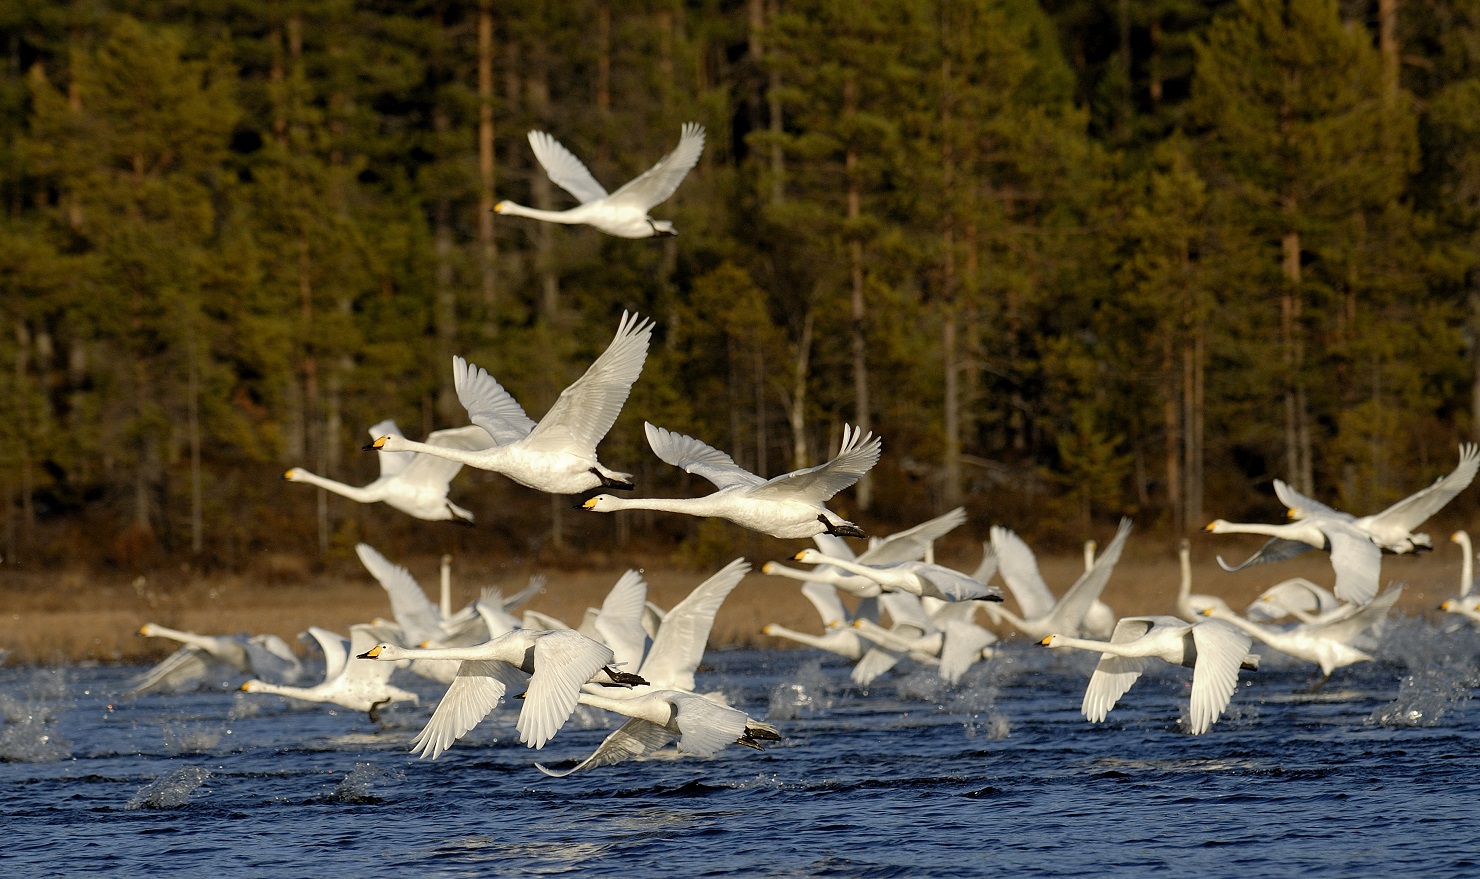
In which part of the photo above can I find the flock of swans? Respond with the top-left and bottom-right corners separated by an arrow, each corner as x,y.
110,125 -> 1480,774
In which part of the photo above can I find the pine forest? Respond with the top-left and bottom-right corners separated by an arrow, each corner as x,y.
3,0 -> 1480,575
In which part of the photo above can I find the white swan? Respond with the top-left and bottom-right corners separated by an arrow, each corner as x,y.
762,507 -> 967,597
583,422 -> 882,539
1204,512 -> 1382,606
983,518 -> 1131,639
1440,530 -> 1480,625
629,559 -> 750,693
1244,577 -> 1340,624
130,624 -> 303,696
1277,444 -> 1479,553
1042,615 -> 1258,735
535,689 -> 779,777
359,629 -> 644,758
850,599 -> 997,685
369,311 -> 655,494
790,549 -> 1002,603
496,123 -> 705,238
241,624 -> 418,721
762,581 -> 878,661
1201,585 -> 1403,690
285,421 -> 491,522
1173,538 -> 1236,622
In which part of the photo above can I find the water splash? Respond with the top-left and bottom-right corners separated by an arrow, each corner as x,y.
125,766 -> 210,810
162,722 -> 223,754
766,657 -> 836,721
0,667 -> 72,762
1367,617 -> 1480,727
330,762 -> 404,804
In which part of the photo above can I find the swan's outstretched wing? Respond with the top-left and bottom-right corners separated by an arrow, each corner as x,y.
668,691 -> 748,757
527,130 -> 609,204
750,425 -> 882,502
245,634 -> 303,684
355,543 -> 444,646
1273,479 -> 1352,523
607,122 -> 706,210
525,312 -> 654,455
341,624 -> 404,687
913,564 -> 1001,603
938,619 -> 996,685
856,508 -> 967,566
127,646 -> 220,696
1216,536 -> 1316,572
302,626 -> 350,681
851,642 -> 905,686
519,632 -> 615,749
1314,585 -> 1403,644
988,526 -> 1055,620
409,659 -> 522,759
452,355 -> 538,446
645,422 -> 764,490
536,718 -> 675,777
522,609 -> 571,631
1081,617 -> 1156,723
1325,526 -> 1383,606
368,419 -> 415,478
1047,518 -> 1133,633
1363,444 -> 1480,536
878,591 -> 931,631
1245,578 -> 1339,622
593,570 -> 650,672
1187,621 -> 1252,735
639,559 -> 749,691
800,581 -> 850,628
968,542 -> 997,587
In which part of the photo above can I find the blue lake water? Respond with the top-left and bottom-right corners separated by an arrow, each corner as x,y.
3,618 -> 1478,878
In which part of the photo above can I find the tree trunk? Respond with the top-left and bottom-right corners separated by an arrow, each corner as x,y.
1164,330 -> 1182,535
767,0 -> 784,204
1379,0 -> 1399,103
186,325 -> 203,556
941,52 -> 961,508
1282,227 -> 1313,493
525,60 -> 559,323
844,76 -> 871,510
434,104 -> 459,422
789,309 -> 813,470
478,1 -> 497,315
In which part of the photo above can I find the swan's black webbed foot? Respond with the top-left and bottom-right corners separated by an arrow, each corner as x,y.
591,468 -> 636,490
598,667 -> 648,688
367,697 -> 391,724
820,515 -> 866,539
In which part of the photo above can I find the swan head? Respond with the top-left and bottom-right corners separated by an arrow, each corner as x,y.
792,549 -> 823,564
761,624 -> 779,636
368,436 -> 390,451
357,644 -> 402,660
240,680 -> 264,693
283,468 -> 299,481
493,200 -> 509,213
1039,634 -> 1063,648
138,623 -> 158,637
1440,600 -> 1454,611
761,562 -> 776,574
1203,519 -> 1231,533
583,495 -> 620,512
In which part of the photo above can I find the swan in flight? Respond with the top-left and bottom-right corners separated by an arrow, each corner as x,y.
241,624 -> 418,721
1203,512 -> 1381,606
583,422 -> 882,539
1201,585 -> 1403,690
1277,444 -> 1479,554
536,689 -> 779,777
495,123 -> 705,238
983,518 -> 1132,640
762,507 -> 967,597
369,311 -> 654,494
1244,577 -> 1341,624
129,624 -> 303,696
849,595 -> 998,685
790,549 -> 1002,603
1042,615 -> 1258,735
762,580 -> 879,661
358,629 -> 646,758
285,421 -> 491,523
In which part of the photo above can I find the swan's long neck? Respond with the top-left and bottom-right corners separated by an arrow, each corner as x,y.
496,201 -> 585,224
763,624 -> 845,653
598,495 -> 726,516
764,563 -> 829,585
576,691 -> 668,727
1204,607 -> 1273,641
288,469 -> 377,502
1209,520 -> 1304,540
1045,634 -> 1124,656
1178,542 -> 1191,605
381,438 -> 497,468
371,644 -> 493,662
1458,533 -> 1474,597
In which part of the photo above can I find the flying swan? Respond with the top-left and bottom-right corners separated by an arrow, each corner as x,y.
369,311 -> 655,495
1041,615 -> 1259,735
495,123 -> 706,238
582,422 -> 882,539
285,420 -> 491,522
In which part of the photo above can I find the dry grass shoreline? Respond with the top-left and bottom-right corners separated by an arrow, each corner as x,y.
0,540 -> 1462,667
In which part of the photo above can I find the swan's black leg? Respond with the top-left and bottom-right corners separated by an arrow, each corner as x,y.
819,514 -> 866,539
368,697 -> 391,724
591,468 -> 635,490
